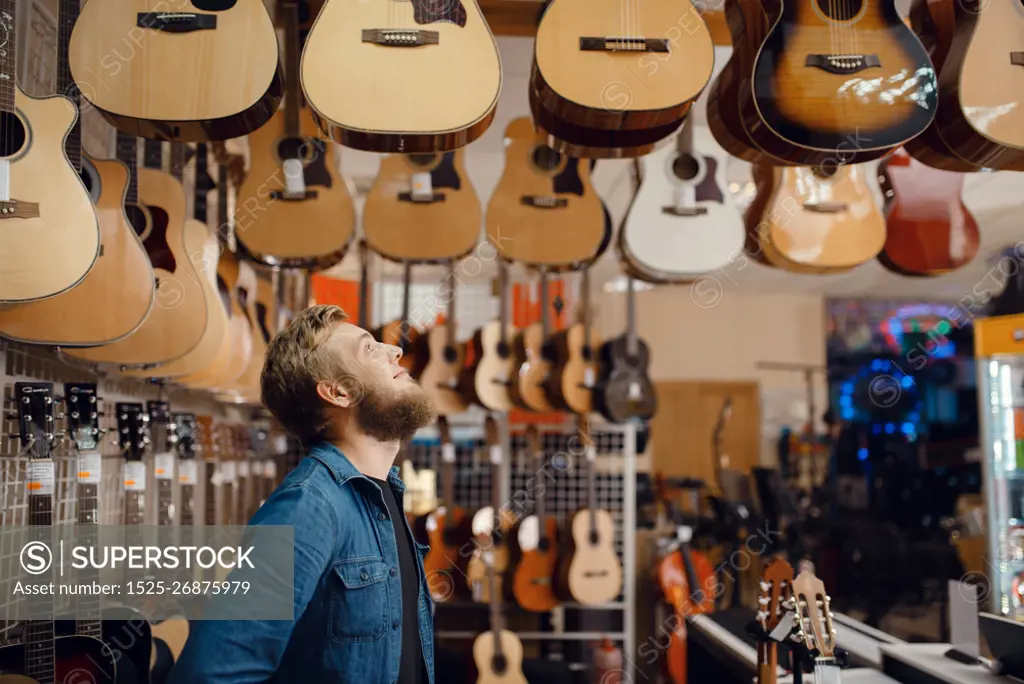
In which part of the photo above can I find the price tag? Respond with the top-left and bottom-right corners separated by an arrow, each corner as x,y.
220,461 -> 237,483
178,460 -> 198,485
252,461 -> 264,476
77,451 -> 102,484
124,461 -> 146,492
154,452 -> 175,481
265,460 -> 277,478
238,461 -> 250,477
27,460 -> 55,495
411,172 -> 433,197
586,445 -> 597,463
442,444 -> 456,464
628,381 -> 641,400
584,367 -> 595,388
489,445 -> 502,464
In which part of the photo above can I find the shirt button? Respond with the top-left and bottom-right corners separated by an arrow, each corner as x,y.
390,567 -> 397,577
378,513 -> 386,521
392,620 -> 399,630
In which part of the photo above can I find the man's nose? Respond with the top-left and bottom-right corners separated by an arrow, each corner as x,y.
387,343 -> 403,361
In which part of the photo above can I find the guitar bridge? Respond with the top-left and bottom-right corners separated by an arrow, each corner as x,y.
269,190 -> 319,202
137,12 -> 216,32
579,37 -> 669,53
0,200 -> 40,219
399,192 -> 445,204
803,201 -> 847,214
805,54 -> 881,75
521,195 -> 568,209
362,29 -> 439,47
662,206 -> 708,217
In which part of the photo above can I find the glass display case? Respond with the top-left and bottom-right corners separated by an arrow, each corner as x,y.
975,314 -> 1024,620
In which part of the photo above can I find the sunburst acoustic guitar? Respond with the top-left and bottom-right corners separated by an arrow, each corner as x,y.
300,0 -> 501,152
511,425 -> 560,613
0,0 -> 98,305
69,0 -> 283,140
235,0 -> 355,270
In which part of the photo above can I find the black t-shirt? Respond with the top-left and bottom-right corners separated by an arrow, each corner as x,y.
370,477 -> 425,684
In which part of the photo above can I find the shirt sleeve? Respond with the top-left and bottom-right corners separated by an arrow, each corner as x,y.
166,482 -> 339,684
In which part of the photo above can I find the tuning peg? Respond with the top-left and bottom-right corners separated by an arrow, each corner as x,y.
759,580 -> 770,592
758,596 -> 769,605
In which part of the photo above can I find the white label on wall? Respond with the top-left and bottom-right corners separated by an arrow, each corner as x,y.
124,461 -> 147,492
27,460 -> 55,495
442,444 -> 456,463
154,452 -> 175,480
238,461 -> 250,477
178,460 -> 197,485
77,451 -> 102,484
252,461 -> 264,476
220,461 -> 237,483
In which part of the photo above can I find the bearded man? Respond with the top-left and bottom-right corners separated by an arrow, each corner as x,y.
167,304 -> 438,684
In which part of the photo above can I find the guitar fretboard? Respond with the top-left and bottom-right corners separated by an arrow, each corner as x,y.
116,132 -> 140,204
26,492 -> 56,683
0,0 -> 18,115
76,476 -> 102,638
55,0 -> 81,171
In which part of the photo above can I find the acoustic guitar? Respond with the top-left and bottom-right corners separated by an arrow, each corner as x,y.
485,117 -> 605,268
69,0 -> 283,141
509,270 -> 555,413
738,0 -> 938,165
472,548 -> 528,684
66,138 -> 209,367
235,0 -> 355,270
363,152 -> 481,263
511,425 -> 560,613
559,415 -> 622,605
0,0 -> 99,304
876,147 -> 978,276
545,266 -> 599,416
593,276 -> 657,424
656,523 -> 715,684
620,121 -> 745,282
460,260 -> 516,412
466,416 -> 515,603
420,416 -> 473,601
531,0 -> 714,135
220,261 -> 266,401
419,264 -> 469,416
0,384 -> 119,684
755,557 -> 794,684
300,0 -> 501,153
374,262 -> 427,378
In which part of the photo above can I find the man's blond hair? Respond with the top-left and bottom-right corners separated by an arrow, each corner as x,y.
261,304 -> 350,444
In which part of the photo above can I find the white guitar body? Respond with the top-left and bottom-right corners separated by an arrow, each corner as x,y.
620,125 -> 744,280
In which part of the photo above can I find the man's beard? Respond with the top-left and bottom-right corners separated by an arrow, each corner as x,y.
354,380 -> 436,443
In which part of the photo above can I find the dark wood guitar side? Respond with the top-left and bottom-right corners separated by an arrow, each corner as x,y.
510,426 -> 560,613
593,277 -> 657,424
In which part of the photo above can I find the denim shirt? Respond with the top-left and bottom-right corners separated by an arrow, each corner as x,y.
166,441 -> 435,684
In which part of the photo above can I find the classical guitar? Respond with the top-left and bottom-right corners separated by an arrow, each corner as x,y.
486,117 -> 605,268
593,276 -> 657,424
467,416 -> 515,603
235,0 -> 354,270
876,147 -> 978,276
559,416 -> 623,605
375,262 -> 427,378
420,416 -> 473,602
790,570 -> 841,684
69,0 -> 283,141
66,138 -> 209,367
655,523 -> 715,684
460,260 -> 516,412
419,264 -> 468,416
0,0 -> 153,342
363,152 -> 481,263
545,266 -> 599,415
738,0 -> 937,165
531,0 -> 714,135
511,425 -> 560,613
472,548 -> 528,684
509,269 -> 555,413
300,0 -> 501,153
0,383 -> 117,684
620,120 -> 745,282
0,0 -> 98,304
747,164 -> 885,273
755,557 -> 795,684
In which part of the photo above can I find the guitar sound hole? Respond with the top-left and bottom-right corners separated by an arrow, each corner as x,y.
0,111 -> 28,157
496,341 -> 511,359
277,136 -> 312,162
491,654 -> 508,675
443,345 -> 458,363
812,163 -> 840,180
531,145 -> 563,172
408,153 -> 438,169
589,531 -> 600,545
815,0 -> 862,20
671,154 -> 700,181
541,342 -> 558,363
538,538 -> 550,552
581,346 -> 593,361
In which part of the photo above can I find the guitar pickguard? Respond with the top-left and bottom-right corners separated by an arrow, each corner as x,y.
142,206 -> 177,273
303,138 -> 333,188
412,0 -> 467,27
695,156 -> 724,204
552,158 -> 584,196
430,152 -> 462,189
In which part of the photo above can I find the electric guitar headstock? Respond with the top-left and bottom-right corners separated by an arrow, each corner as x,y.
790,570 -> 838,665
64,383 -> 99,453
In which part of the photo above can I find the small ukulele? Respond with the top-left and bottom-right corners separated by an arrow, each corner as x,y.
511,426 -> 560,612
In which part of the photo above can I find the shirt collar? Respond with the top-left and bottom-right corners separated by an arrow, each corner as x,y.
308,440 -> 405,492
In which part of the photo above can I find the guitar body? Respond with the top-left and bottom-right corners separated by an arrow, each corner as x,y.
511,516 -> 560,612
69,0 -> 283,141
745,0 -> 937,163
509,323 -> 553,413
65,168 -> 208,366
215,262 -> 265,399
467,543 -> 510,603
757,165 -> 886,271
419,328 -> 468,415
560,508 -> 622,605
150,617 -> 189,669
56,613 -> 154,684
363,152 -> 481,262
422,507 -> 473,601
0,634 -> 116,684
877,148 -> 978,276
464,322 -> 515,412
620,127 -> 745,280
486,118 -> 605,268
0,153 -> 154,343
301,0 -> 500,153
375,319 -> 428,377
473,630 -> 528,684
594,336 -> 657,423
0,88 -> 99,303
545,323 -> 598,415
532,0 -> 714,131
235,107 -> 355,269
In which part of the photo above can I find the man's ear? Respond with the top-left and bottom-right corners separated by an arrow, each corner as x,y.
317,380 -> 355,409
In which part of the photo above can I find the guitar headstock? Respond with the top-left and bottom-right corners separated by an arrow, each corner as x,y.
16,382 -> 56,460
116,403 -> 148,461
790,570 -> 836,658
437,416 -> 451,446
758,557 -> 794,635
173,413 -> 198,460
63,382 -> 99,452
147,400 -> 174,453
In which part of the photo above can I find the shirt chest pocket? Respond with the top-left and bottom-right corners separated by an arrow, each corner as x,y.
328,558 -> 389,643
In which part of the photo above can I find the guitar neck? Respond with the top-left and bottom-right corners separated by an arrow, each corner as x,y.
76,474 -> 102,638
195,144 -> 209,223
358,241 -> 370,330
218,163 -> 230,236
169,143 -> 187,183
757,643 -> 779,684
676,117 -> 694,157
539,270 -> 550,339
0,0 -> 17,116
625,276 -> 638,358
26,491 -> 56,683
498,260 -> 509,344
581,267 -> 592,348
143,139 -> 163,172
445,260 -> 457,349
116,132 -> 140,205
399,262 -> 412,351
56,0 -> 81,171
282,1 -> 302,136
